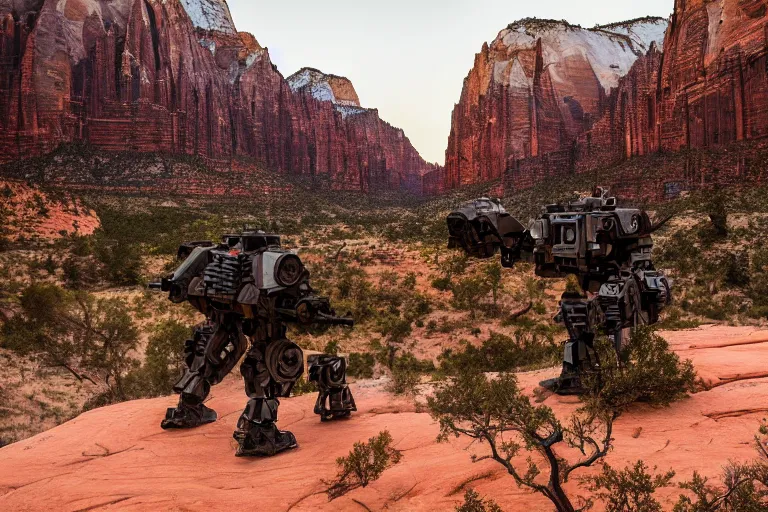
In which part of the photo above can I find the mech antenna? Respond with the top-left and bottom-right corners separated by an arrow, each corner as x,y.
447,190 -> 671,394
151,230 -> 355,457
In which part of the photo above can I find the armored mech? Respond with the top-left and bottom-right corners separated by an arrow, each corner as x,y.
447,189 -> 671,394
308,354 -> 357,421
151,230 -> 354,456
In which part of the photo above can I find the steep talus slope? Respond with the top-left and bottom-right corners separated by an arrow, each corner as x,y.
444,2 -> 768,199
0,0 -> 436,193
0,326 -> 765,510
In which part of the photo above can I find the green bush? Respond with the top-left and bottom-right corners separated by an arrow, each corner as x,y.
582,327 -> 697,417
123,319 -> 189,399
438,331 -> 560,375
586,460 -> 675,512
324,431 -> 403,500
456,489 -> 502,512
451,274 -> 491,318
348,352 -> 375,379
431,276 -> 452,291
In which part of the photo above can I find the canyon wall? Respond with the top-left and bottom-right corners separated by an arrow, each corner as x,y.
445,3 -> 768,197
0,0 -> 436,194
442,17 -> 667,191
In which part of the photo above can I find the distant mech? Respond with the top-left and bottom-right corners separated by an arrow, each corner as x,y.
151,230 -> 354,456
447,188 -> 671,394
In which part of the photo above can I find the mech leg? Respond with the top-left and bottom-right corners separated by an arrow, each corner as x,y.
161,317 -> 247,429
308,355 -> 357,421
541,292 -> 603,395
234,334 -> 304,457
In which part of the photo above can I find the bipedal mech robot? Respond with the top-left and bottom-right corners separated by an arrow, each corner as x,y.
152,230 -> 354,456
447,189 -> 671,394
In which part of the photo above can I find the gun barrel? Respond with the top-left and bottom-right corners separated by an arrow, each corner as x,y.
148,282 -> 163,290
313,311 -> 354,327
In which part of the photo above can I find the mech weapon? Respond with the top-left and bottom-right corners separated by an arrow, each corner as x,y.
151,230 -> 354,456
308,354 -> 357,421
447,189 -> 671,394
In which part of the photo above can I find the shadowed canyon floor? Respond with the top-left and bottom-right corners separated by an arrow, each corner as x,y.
1,325 -> 767,511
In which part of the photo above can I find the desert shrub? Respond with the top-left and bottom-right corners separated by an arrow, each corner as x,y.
582,327 -> 696,417
347,352 -> 375,379
404,292 -> 433,319
123,319 -> 189,399
61,256 -> 99,289
323,340 -> 340,355
707,190 -> 729,238
657,307 -> 702,331
586,460 -> 675,512
722,250 -> 750,288
674,463 -> 768,511
432,276 -> 452,291
428,368 -> 613,512
484,262 -> 503,307
324,431 -> 403,500
43,254 -> 57,275
451,274 -> 491,318
387,353 -> 434,395
291,377 -> 316,396
94,239 -> 143,286
438,331 -> 560,375
456,489 -> 503,512
388,364 -> 421,395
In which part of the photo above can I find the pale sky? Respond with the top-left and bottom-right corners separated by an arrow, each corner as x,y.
228,0 -> 675,165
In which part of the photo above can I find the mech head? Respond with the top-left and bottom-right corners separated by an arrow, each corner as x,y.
447,197 -> 526,258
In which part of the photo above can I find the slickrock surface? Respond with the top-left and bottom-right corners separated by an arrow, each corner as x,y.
442,1 -> 768,197
1,325 -> 766,511
0,0 -> 436,193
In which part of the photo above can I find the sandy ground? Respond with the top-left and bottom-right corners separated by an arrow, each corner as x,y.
1,325 -> 767,511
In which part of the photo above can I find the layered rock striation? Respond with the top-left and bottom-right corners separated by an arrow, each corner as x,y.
0,0 -> 436,193
443,17 -> 667,190
445,4 -> 768,196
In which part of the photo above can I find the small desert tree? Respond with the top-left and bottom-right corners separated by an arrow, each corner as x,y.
428,369 -> 613,512
324,430 -> 403,500
586,460 -> 675,512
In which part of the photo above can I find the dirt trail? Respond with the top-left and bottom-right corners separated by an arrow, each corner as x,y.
0,326 -> 766,511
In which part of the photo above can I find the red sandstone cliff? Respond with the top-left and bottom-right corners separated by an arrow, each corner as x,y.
445,3 -> 768,196
443,17 -> 667,191
0,0 -> 436,194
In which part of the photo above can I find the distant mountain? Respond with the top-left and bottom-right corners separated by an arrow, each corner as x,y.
0,0 -> 436,194
443,2 -> 768,198
443,16 -> 668,190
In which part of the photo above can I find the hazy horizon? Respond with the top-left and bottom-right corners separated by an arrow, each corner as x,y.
228,0 -> 675,165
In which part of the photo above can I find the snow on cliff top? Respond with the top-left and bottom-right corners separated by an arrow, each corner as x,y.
287,67 -> 362,109
495,17 -> 668,91
178,0 -> 236,33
